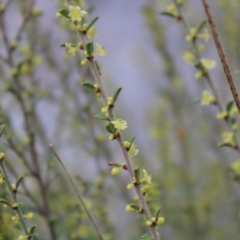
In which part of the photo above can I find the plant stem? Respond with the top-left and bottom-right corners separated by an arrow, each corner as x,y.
50,144 -> 106,240
201,0 -> 240,113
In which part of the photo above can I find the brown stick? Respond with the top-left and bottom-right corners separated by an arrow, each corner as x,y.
50,144 -> 106,240
201,0 -> 240,113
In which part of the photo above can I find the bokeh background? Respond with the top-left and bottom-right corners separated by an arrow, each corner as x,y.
1,0 -> 240,239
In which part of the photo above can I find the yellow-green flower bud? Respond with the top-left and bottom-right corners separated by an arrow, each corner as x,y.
12,202 -> 18,209
126,183 -> 134,190
107,97 -> 113,105
56,12 -> 62,18
109,134 -> 115,141
101,107 -> 108,114
12,216 -> 19,223
151,217 -> 156,222
125,205 -> 134,212
11,184 -> 17,191
24,212 -> 34,220
123,141 -> 130,148
145,220 -> 152,226
111,167 -> 121,176
81,59 -> 88,66
157,217 -> 165,226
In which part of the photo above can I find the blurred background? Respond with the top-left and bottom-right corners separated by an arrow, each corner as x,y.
1,0 -> 240,239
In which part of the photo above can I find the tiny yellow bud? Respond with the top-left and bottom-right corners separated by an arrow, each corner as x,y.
56,12 -> 62,18
24,212 -> 34,220
101,107 -> 108,114
76,25 -> 82,31
109,134 -> 115,141
151,217 -> 156,222
12,202 -> 18,209
12,216 -> 19,223
111,167 -> 121,176
93,84 -> 99,90
195,71 -> 203,79
126,183 -> 134,190
11,184 -> 17,191
146,220 -> 152,226
157,217 -> 165,226
81,59 -> 88,66
107,97 -> 113,105
125,205 -> 134,212
123,141 -> 130,148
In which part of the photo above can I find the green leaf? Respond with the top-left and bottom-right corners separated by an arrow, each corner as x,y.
129,203 -> 140,211
129,137 -> 135,149
129,137 -> 135,146
155,208 -> 162,220
226,100 -> 234,112
0,199 -> 11,207
60,43 -> 66,47
141,233 -> 154,240
105,123 -> 117,134
0,125 -> 5,137
160,11 -> 175,18
197,20 -> 207,33
28,224 -> 37,234
32,234 -> 38,240
16,175 -> 24,188
6,85 -> 16,94
195,62 -> 204,71
58,7 -> 70,19
95,61 -> 101,75
217,142 -> 233,148
94,113 -> 108,121
134,167 -> 140,181
82,82 -> 95,90
113,88 -> 122,103
86,16 -> 99,32
86,42 -> 94,55
18,202 -> 25,212
231,117 -> 236,125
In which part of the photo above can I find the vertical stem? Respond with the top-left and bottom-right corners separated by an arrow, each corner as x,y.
201,0 -> 240,113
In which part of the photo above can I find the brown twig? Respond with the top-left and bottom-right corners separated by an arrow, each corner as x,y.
201,0 -> 240,113
50,144 -> 106,240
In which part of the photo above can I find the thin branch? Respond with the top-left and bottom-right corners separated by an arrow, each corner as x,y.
49,144 -> 106,240
201,0 -> 240,113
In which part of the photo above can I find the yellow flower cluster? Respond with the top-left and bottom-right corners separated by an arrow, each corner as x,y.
145,217 -> 165,226
185,28 -> 197,42
221,132 -> 235,147
68,5 -> 88,23
123,141 -> 139,158
200,90 -> 215,106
